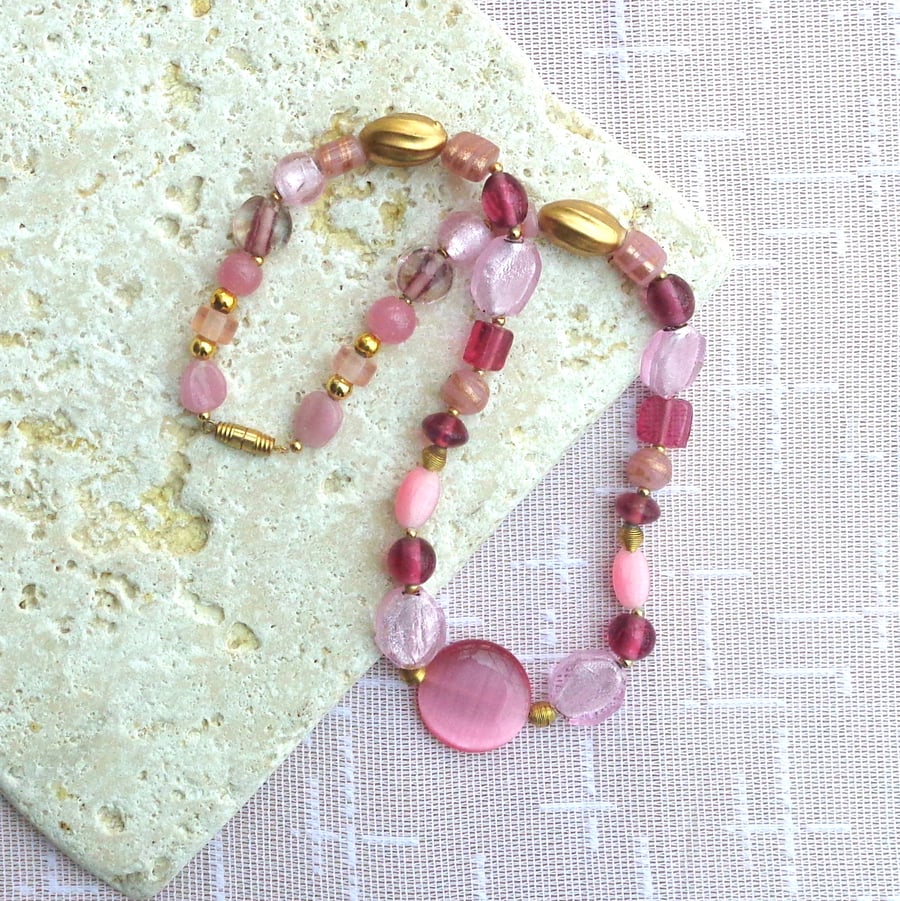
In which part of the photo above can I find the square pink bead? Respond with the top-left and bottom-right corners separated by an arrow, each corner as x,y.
333,345 -> 377,386
636,395 -> 693,448
462,320 -> 514,371
191,306 -> 238,344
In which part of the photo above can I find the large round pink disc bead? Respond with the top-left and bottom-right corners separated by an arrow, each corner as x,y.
640,325 -> 706,398
292,390 -> 343,448
273,152 -> 326,206
217,250 -> 263,296
607,612 -> 656,661
417,639 -> 532,752
612,548 -> 650,609
470,236 -> 542,317
547,648 -> 627,726
366,295 -> 417,344
374,587 -> 447,669
180,359 -> 227,413
395,467 -> 441,530
437,211 -> 492,266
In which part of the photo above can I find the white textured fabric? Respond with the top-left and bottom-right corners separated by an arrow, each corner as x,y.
2,2 -> 897,900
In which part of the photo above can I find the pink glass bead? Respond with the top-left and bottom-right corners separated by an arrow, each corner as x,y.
292,390 -> 343,448
607,612 -> 656,661
612,548 -> 650,609
636,396 -> 693,448
440,131 -> 501,181
217,250 -> 263,296
643,274 -> 696,328
396,247 -> 453,303
462,320 -> 514,371
273,152 -> 325,206
180,359 -> 227,414
417,639 -> 532,753
470,237 -> 542,318
366,295 -> 417,344
437,211 -> 492,266
332,344 -> 377,387
386,536 -> 436,584
640,325 -> 706,398
626,447 -> 672,491
616,491 -> 661,526
547,648 -> 627,726
313,135 -> 367,178
374,587 -> 447,669
233,195 -> 292,258
611,230 -> 667,287
481,172 -> 529,228
422,412 -> 468,449
191,306 -> 238,345
491,205 -> 538,239
395,467 -> 442,530
440,368 -> 490,415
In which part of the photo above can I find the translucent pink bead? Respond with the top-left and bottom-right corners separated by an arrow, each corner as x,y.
440,132 -> 500,181
366,295 -> 417,344
292,390 -> 343,448
332,345 -> 377,387
440,368 -> 490,414
611,230 -> 667,286
314,135 -> 367,177
640,325 -> 706,398
233,195 -> 292,257
273,152 -> 325,206
462,320 -> 514,371
180,359 -> 227,414
616,492 -> 661,526
217,250 -> 262,296
607,612 -> 656,661
417,639 -> 532,752
612,548 -> 650,609
636,396 -> 693,448
386,536 -> 436,584
470,237 -> 542,317
643,274 -> 695,328
437,211 -> 492,265
374,587 -> 447,669
481,172 -> 529,228
422,412 -> 468,448
626,447 -> 672,490
547,648 -> 627,726
191,306 -> 238,345
395,467 -> 441,530
396,247 -> 454,302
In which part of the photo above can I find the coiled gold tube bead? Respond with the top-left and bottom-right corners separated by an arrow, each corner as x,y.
212,422 -> 276,455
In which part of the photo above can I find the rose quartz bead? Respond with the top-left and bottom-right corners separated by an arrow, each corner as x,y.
273,152 -> 325,206
422,412 -> 468,448
313,135 -> 367,178
292,390 -> 343,448
417,639 -> 532,752
191,306 -> 238,345
626,447 -> 672,490
395,467 -> 442,530
332,345 -> 377,387
643,273 -> 695,328
611,230 -> 667,286
607,612 -> 656,661
616,491 -> 661,525
471,237 -> 542,317
374,586 -> 447,669
636,396 -> 693,448
397,247 -> 454,303
217,250 -> 262,296
441,368 -> 490,415
640,325 -> 706,398
180,359 -> 227,414
440,132 -> 500,182
462,320 -> 514,371
547,648 -> 627,726
366,295 -> 417,344
233,195 -> 292,257
482,172 -> 529,228
386,536 -> 436,584
437,211 -> 492,266
612,548 -> 650,609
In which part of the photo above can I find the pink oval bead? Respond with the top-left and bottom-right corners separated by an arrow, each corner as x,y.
417,639 -> 532,752
292,390 -> 343,448
180,359 -> 227,414
191,306 -> 238,345
640,325 -> 706,398
612,548 -> 650,609
366,295 -> 417,344
471,237 -> 542,317
607,612 -> 656,661
233,195 -> 292,257
440,131 -> 501,181
636,396 -> 693,448
481,172 -> 529,228
626,447 -> 672,490
374,587 -> 447,669
217,250 -> 263,296
547,648 -> 627,726
273,152 -> 326,206
313,135 -> 367,178
397,247 -> 453,302
437,211 -> 492,266
440,368 -> 490,415
332,344 -> 377,387
462,320 -> 514,372
643,273 -> 695,328
386,536 -> 436,584
395,467 -> 442,530
611,230 -> 667,286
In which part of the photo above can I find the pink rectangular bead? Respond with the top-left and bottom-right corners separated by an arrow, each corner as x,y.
191,305 -> 238,344
636,395 -> 693,448
440,132 -> 500,182
462,320 -> 514,371
314,136 -> 367,178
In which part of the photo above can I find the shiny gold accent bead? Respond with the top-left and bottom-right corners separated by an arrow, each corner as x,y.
633,608 -> 646,618
491,316 -> 507,327
446,407 -> 460,417
474,368 -> 486,377
354,332 -> 381,358
400,293 -> 414,305
211,288 -> 238,313
406,528 -> 418,538
617,657 -> 635,669
422,445 -> 447,472
197,412 -> 211,423
359,113 -> 447,167
253,255 -> 265,266
399,667 -> 427,685
653,444 -> 668,454
618,524 -> 644,552
637,487 -> 651,497
489,161 -> 503,173
528,700 -> 558,728
325,374 -> 353,400
271,189 -> 283,203
538,199 -> 627,257
289,440 -> 304,453
212,421 -> 276,455
506,225 -> 523,242
190,336 -> 217,359
403,584 -> 421,595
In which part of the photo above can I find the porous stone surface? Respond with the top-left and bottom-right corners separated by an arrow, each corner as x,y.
0,1 -> 730,896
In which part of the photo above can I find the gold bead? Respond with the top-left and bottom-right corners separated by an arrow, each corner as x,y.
289,440 -> 304,453
491,316 -> 507,327
197,412 -> 211,423
617,657 -> 635,669
212,421 -> 276,455
190,336 -> 217,359
618,524 -> 644,552
422,445 -> 447,472
446,407 -> 460,417
253,255 -> 264,266
538,199 -> 627,257
399,667 -> 427,685
354,332 -> 381,358
400,293 -> 414,305
325,374 -> 353,400
211,288 -> 238,313
637,487 -> 651,497
632,608 -> 646,618
271,189 -> 282,203
359,113 -> 448,167
489,161 -> 504,173
653,444 -> 668,454
506,225 -> 523,242
528,700 -> 558,728
406,528 -> 418,538
403,584 -> 421,595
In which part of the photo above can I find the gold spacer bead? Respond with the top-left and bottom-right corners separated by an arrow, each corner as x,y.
400,293 -> 414,306
446,407 -> 460,417
403,584 -> 421,595
632,608 -> 646,618
637,487 -> 651,497
325,374 -> 353,400
653,444 -> 668,454
618,524 -> 644,552
271,189 -> 283,203
253,255 -> 264,266
618,657 -> 635,669
489,161 -> 503,173
399,666 -> 427,686
211,288 -> 238,313
506,226 -> 523,242
528,700 -> 558,728
406,528 -> 418,538
190,336 -> 217,359
474,368 -> 486,377
422,444 -> 447,472
354,332 -> 381,358
491,316 -> 507,327
197,412 -> 211,423
289,440 -> 304,453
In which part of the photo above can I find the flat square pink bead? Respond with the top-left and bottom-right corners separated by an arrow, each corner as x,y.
191,306 -> 238,344
636,395 -> 693,448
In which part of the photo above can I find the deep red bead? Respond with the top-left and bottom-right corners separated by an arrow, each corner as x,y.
462,320 -> 514,371
422,412 -> 469,448
607,612 -> 656,660
615,491 -> 661,525
643,274 -> 696,328
636,395 -> 693,448
481,172 -> 529,228
386,536 -> 437,584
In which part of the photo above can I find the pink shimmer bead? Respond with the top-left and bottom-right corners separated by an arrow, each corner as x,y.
191,306 -> 238,345
611,230 -> 667,287
417,639 -> 532,752
217,250 -> 263,296
612,548 -> 650,609
440,368 -> 490,415
180,359 -> 227,414
366,295 -> 417,344
626,447 -> 672,491
273,152 -> 325,206
470,236 -> 542,318
422,412 -> 468,448
440,131 -> 500,182
636,396 -> 693,448
332,345 -> 377,387
462,320 -> 514,371
640,325 -> 706,398
616,491 -> 661,526
396,247 -> 454,303
386,536 -> 436,584
233,195 -> 292,258
374,586 -> 447,669
607,612 -> 656,661
395,467 -> 442,530
481,171 -> 529,228
643,274 -> 696,328
547,648 -> 627,726
437,211 -> 492,266
313,135 -> 367,178
292,390 -> 343,448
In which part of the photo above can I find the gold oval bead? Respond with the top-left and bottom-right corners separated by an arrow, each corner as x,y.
422,444 -> 447,472
528,700 -> 558,728
399,667 -> 427,686
211,288 -> 238,313
359,113 -> 448,167
538,200 -> 627,257
213,422 -> 275,455
354,332 -> 381,358
618,524 -> 644,552
190,336 -> 217,359
325,374 -> 353,400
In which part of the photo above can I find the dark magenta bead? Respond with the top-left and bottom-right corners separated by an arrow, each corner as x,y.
615,491 -> 661,525
386,536 -> 437,584
422,412 -> 469,448
607,612 -> 656,660
481,172 -> 529,229
636,395 -> 693,448
462,320 -> 514,371
643,274 -> 696,328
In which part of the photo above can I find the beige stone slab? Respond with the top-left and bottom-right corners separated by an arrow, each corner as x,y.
0,0 -> 730,896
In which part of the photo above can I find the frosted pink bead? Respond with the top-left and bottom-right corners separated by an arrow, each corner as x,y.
440,131 -> 500,181
640,325 -> 706,398
191,306 -> 238,345
273,152 -> 325,206
440,368 -> 490,414
366,295 -> 417,344
470,236 -> 542,317
626,447 -> 672,490
612,548 -> 650,609
417,640 -> 532,753
437,211 -> 492,266
611,230 -> 667,286
313,135 -> 367,177
332,345 -> 377,387
547,648 -> 627,726
180,359 -> 227,414
292,390 -> 343,448
217,250 -> 262,296
374,587 -> 447,669
395,467 -> 442,530
607,612 -> 656,661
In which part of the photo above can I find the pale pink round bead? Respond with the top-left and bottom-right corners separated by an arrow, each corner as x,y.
611,230 -> 667,286
626,447 -> 672,490
437,211 -> 492,266
374,587 -> 447,669
395,467 -> 442,530
191,306 -> 238,345
366,295 -> 417,344
440,368 -> 490,415
547,648 -> 627,726
332,345 -> 377,387
217,250 -> 262,296
180,359 -> 227,414
273,152 -> 326,206
640,325 -> 707,398
440,131 -> 500,181
612,548 -> 650,609
313,135 -> 366,178
471,236 -> 542,317
292,390 -> 343,448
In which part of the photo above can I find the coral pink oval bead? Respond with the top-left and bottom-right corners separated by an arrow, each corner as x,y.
217,250 -> 263,296
180,359 -> 227,414
386,536 -> 437,584
636,396 -> 693,448
616,491 -> 661,525
417,639 -> 532,752
440,131 -> 500,181
292,390 -> 343,448
643,273 -> 695,328
422,412 -> 468,448
607,612 -> 656,661
313,135 -> 367,178
233,195 -> 292,257
437,211 -> 492,265
611,230 -> 667,286
547,648 -> 627,726
481,172 -> 529,228
471,236 -> 542,317
366,295 -> 417,344
462,320 -> 514,371
374,587 -> 447,669
332,345 -> 377,387
612,548 -> 650,609
440,368 -> 490,415
640,325 -> 706,398
397,247 -> 454,302
273,152 -> 325,206
626,447 -> 672,490
191,306 -> 238,345
395,467 -> 442,530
